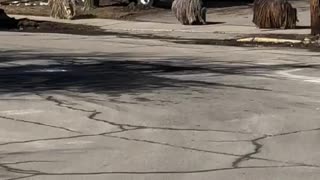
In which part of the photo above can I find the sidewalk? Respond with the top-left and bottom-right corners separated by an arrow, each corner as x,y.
10,3 -> 311,40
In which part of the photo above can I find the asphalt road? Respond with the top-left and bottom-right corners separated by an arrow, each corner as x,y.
0,31 -> 320,180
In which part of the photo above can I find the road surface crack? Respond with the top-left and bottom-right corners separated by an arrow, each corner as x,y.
105,134 -> 241,157
1,164 -> 316,178
0,128 -> 138,146
2,160 -> 55,166
232,127 -> 320,167
44,95 -> 251,134
1,128 -> 320,178
232,136 -> 267,168
104,134 -> 319,168
0,115 -> 81,134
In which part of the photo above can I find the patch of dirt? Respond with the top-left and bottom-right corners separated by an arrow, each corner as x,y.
0,3 -> 167,20
0,8 -> 115,35
7,19 -> 120,35
0,5 -> 50,17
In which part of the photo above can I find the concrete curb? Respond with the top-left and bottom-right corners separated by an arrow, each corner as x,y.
7,14 -> 317,46
237,37 -> 302,44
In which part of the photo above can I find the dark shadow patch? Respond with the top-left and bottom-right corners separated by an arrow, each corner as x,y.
205,21 -> 225,25
135,97 -> 152,102
109,98 -> 139,104
0,17 -> 110,36
17,20 -> 113,36
0,50 -> 281,96
295,25 -> 311,29
72,14 -> 98,20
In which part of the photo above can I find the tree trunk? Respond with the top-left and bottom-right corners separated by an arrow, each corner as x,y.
84,0 -> 97,11
310,0 -> 320,35
48,0 -> 76,19
171,0 -> 206,25
252,0 -> 297,29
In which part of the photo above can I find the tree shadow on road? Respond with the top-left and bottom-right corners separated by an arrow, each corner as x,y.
0,49 -> 317,96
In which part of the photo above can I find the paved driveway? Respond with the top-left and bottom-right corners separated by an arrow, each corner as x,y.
0,31 -> 320,180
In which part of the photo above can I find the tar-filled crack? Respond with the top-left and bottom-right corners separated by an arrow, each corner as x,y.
105,134 -> 240,157
88,111 -> 127,131
232,127 -> 320,168
205,140 -> 251,143
232,136 -> 267,168
0,163 -> 42,175
2,161 -> 54,165
2,94 -> 320,178
0,128 -> 138,146
42,95 -> 320,168
0,115 -> 81,134
45,95 -> 251,134
1,130 -> 320,179
104,134 -> 320,168
0,164 -> 315,178
46,96 -> 95,113
6,175 -> 37,180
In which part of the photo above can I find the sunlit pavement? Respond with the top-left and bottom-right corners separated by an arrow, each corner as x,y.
0,31 -> 320,180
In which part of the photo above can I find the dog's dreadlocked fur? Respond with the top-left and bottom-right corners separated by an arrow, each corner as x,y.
48,0 -> 76,19
253,0 -> 298,29
172,0 -> 206,25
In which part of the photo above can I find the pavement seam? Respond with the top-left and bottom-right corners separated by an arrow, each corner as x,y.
0,115 -> 81,134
